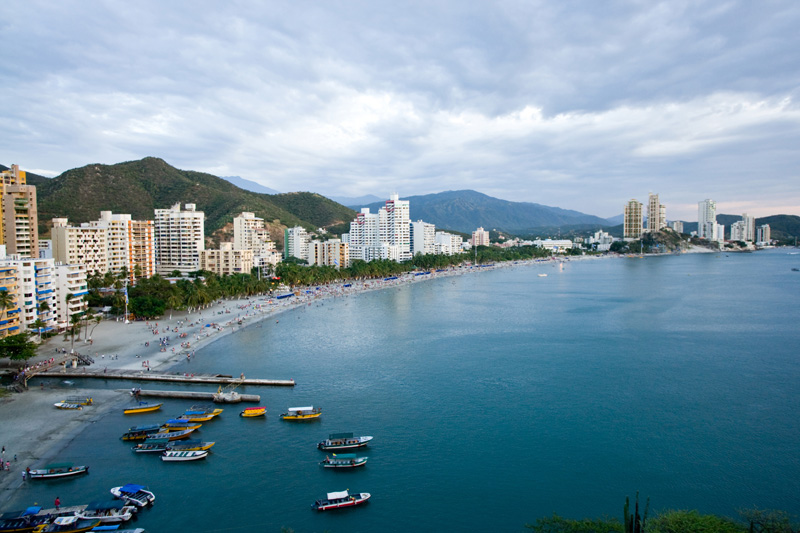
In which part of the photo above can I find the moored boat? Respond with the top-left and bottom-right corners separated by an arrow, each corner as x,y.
312,490 -> 370,511
280,406 -> 321,420
132,438 -> 169,453
120,425 -> 161,441
27,463 -> 89,480
239,406 -> 266,417
31,516 -> 100,532
161,450 -> 208,462
53,403 -> 82,410
317,433 -> 373,450
167,439 -> 215,451
177,406 -> 223,422
0,507 -> 50,532
160,419 -> 202,431
123,402 -> 162,415
320,453 -> 368,468
153,427 -> 196,441
64,396 -> 93,406
75,501 -> 136,524
110,485 -> 155,508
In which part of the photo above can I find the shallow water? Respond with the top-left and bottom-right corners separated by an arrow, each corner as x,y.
8,250 -> 800,532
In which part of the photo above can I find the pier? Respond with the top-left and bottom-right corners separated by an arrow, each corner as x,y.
36,367 -> 295,387
131,389 -> 262,402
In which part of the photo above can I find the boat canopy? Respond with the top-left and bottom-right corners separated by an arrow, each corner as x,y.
54,516 -> 79,525
328,432 -> 354,440
0,506 -> 41,520
42,462 -> 73,470
86,500 -> 125,511
164,419 -> 194,424
288,406 -> 313,412
128,425 -> 160,431
327,490 -> 350,500
25,506 -> 42,516
120,484 -> 146,493
331,453 -> 357,459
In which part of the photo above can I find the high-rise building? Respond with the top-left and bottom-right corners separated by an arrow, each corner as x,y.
624,199 -> 643,240
434,231 -> 463,256
51,218 -> 108,275
647,193 -> 666,233
4,256 -> 58,335
306,239 -> 350,268
128,219 -> 156,280
53,262 -> 88,333
741,213 -> 755,242
154,203 -> 205,276
471,227 -> 491,247
284,226 -> 310,261
669,221 -> 684,234
345,194 -> 411,263
730,221 -> 745,241
1,164 -> 39,258
345,209 -> 382,262
0,255 -> 20,338
200,242 -> 254,276
698,199 -> 716,240
757,224 -> 771,245
410,220 -> 436,256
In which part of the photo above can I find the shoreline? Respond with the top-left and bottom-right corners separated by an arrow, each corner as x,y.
0,252 -> 660,509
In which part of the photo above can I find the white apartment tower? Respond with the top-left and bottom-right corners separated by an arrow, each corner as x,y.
53,262 -> 88,333
380,193 -> 411,262
698,199 -> 717,240
647,193 -> 666,233
472,227 -> 491,247
51,218 -> 108,276
624,199 -> 643,240
346,209 -> 383,262
154,203 -> 205,276
410,220 -> 436,256
741,213 -> 755,242
284,226 -> 310,261
757,224 -> 771,244
5,256 -> 58,335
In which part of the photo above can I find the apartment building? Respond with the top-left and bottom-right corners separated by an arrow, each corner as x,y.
51,218 -> 108,275
200,242 -> 254,276
154,203 -> 204,276
53,262 -> 88,332
624,199 -> 643,240
1,164 -> 39,258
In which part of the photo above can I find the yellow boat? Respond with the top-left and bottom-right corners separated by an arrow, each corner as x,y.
123,402 -> 163,415
240,406 -> 267,418
161,419 -> 203,431
280,406 -> 321,420
178,407 -> 224,422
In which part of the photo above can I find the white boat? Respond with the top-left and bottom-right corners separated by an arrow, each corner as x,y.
537,273 -> 547,277
320,453 -> 368,468
317,433 -> 373,450
161,450 -> 208,461
53,402 -> 82,410
75,500 -> 137,523
110,484 -> 155,507
27,462 -> 89,479
312,490 -> 371,511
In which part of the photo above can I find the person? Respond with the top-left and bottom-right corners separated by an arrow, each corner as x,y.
21,470 -> 26,481
55,497 -> 60,510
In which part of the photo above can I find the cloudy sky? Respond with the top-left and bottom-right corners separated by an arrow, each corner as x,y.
2,1 -> 799,220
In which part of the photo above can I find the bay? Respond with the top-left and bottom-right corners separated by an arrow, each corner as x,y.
9,250 -> 800,532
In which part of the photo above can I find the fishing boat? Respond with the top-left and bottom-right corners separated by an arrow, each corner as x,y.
53,403 -> 82,410
280,406 -> 321,420
153,427 -> 196,441
31,516 -> 101,532
239,406 -> 266,417
120,425 -> 162,441
75,501 -> 136,524
167,440 -> 215,451
160,419 -> 202,431
177,406 -> 223,422
64,396 -> 93,406
110,484 -> 155,508
320,453 -> 368,468
312,490 -> 370,511
27,463 -> 89,480
317,433 -> 373,450
161,450 -> 208,462
131,438 -> 169,453
123,402 -> 162,415
0,507 -> 50,532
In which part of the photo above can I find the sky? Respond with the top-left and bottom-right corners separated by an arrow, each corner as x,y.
2,1 -> 799,220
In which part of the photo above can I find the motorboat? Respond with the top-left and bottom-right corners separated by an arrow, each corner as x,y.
161,450 -> 208,462
280,406 -> 321,420
63,396 -> 93,406
167,440 -> 215,451
240,407 -> 266,418
177,406 -> 223,422
132,438 -> 169,453
312,490 -> 370,511
320,454 -> 368,468
317,433 -> 373,451
53,403 -> 82,410
75,501 -> 136,524
160,419 -> 202,431
31,516 -> 100,532
153,427 -> 196,441
0,507 -> 50,532
27,463 -> 89,480
120,425 -> 162,441
110,485 -> 155,507
123,402 -> 162,415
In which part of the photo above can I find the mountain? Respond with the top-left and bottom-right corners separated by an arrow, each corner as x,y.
356,190 -> 610,234
32,157 -> 356,244
605,214 -> 624,225
220,175 -> 280,195
663,214 -> 800,242
326,194 -> 383,207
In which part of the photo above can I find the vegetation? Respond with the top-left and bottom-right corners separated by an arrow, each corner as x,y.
0,332 -> 38,360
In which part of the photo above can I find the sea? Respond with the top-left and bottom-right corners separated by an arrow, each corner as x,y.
7,249 -> 800,532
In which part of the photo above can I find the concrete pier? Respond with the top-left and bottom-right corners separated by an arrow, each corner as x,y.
38,367 -> 295,387
131,389 -> 261,402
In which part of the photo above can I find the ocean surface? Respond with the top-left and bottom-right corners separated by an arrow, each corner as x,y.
8,250 -> 800,532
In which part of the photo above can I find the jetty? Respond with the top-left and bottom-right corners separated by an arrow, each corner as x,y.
35,367 -> 295,387
131,389 -> 261,402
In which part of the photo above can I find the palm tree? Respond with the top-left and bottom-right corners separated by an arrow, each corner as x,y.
0,289 -> 15,337
69,314 -> 82,353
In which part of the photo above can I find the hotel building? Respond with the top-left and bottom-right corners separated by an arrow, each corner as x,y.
154,203 -> 204,276
1,164 -> 39,258
647,193 -> 666,233
623,199 -> 643,240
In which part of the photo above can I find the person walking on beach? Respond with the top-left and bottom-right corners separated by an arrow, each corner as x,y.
55,497 -> 60,510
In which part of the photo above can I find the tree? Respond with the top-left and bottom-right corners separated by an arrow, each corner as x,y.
0,289 -> 15,330
69,313 -> 82,353
646,510 -> 745,533
525,514 -> 623,533
0,332 -> 38,360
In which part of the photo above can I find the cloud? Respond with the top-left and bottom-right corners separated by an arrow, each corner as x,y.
1,0 -> 799,220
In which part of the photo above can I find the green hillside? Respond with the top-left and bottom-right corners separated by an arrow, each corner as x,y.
31,157 -> 357,243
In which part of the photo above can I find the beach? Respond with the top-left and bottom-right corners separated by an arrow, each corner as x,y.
0,253 -> 629,509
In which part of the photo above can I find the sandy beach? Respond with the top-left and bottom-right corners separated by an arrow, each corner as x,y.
0,253 -> 639,508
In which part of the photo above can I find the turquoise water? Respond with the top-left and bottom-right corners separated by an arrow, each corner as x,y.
8,250 -> 800,532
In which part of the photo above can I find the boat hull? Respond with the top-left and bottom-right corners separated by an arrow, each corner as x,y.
313,492 -> 370,511
161,450 -> 208,461
240,407 -> 266,417
123,403 -> 162,415
28,466 -> 89,479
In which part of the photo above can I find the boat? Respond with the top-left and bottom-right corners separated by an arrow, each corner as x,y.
161,450 -> 208,462
312,490 -> 370,511
317,433 -> 373,451
280,406 -> 321,420
320,453 -> 368,468
167,439 -> 215,451
27,463 -> 89,480
110,484 -> 155,508
75,501 -> 136,524
152,427 -> 196,441
160,419 -> 202,431
177,406 -> 223,422
123,402 -> 162,415
0,507 -> 50,532
31,517 -> 101,532
239,406 -> 266,418
63,396 -> 93,406
537,273 -> 548,277
132,438 -> 169,453
53,403 -> 82,410
120,425 -> 162,441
